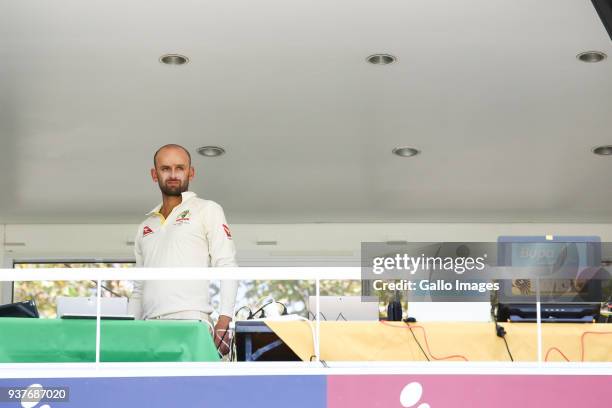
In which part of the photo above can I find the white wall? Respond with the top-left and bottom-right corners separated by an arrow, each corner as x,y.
4,222 -> 612,262
3,224 -> 137,261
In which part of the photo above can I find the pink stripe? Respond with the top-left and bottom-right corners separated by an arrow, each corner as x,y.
328,375 -> 612,408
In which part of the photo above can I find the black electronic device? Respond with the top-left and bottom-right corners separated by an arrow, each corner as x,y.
495,236 -> 606,323
0,300 -> 39,318
496,302 -> 600,323
386,301 -> 403,321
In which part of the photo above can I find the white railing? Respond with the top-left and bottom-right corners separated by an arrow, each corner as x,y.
1,267 -> 611,374
0,267 -> 361,281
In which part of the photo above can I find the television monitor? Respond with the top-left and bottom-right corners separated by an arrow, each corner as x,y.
495,236 -> 604,322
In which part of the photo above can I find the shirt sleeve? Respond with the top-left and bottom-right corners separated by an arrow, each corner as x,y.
204,201 -> 238,318
128,226 -> 144,320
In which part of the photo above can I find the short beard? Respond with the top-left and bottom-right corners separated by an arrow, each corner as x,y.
159,180 -> 189,197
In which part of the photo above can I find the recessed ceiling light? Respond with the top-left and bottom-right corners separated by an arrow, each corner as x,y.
159,54 -> 189,65
367,54 -> 397,65
577,51 -> 607,63
197,146 -> 226,157
392,147 -> 420,157
593,145 -> 612,156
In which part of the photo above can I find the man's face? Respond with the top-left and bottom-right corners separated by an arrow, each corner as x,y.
151,147 -> 194,197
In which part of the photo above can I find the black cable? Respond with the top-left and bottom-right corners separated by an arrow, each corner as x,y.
309,355 -> 328,367
495,323 -> 514,362
403,319 -> 430,361
492,304 -> 514,361
249,302 -> 270,319
250,301 -> 288,319
234,305 -> 253,319
89,280 -> 122,298
235,301 -> 288,321
501,336 -> 514,362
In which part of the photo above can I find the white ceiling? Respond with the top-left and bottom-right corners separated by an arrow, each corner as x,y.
1,0 -> 612,224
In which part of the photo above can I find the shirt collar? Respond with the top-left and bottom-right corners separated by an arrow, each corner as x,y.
147,191 -> 197,215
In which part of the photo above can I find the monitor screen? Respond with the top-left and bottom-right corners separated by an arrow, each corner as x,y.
497,236 -> 603,303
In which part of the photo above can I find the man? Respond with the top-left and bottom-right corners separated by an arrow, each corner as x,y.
129,144 -> 237,355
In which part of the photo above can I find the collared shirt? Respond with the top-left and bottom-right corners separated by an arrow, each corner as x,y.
128,191 -> 238,319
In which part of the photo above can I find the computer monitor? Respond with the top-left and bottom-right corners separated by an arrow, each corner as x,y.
56,296 -> 132,319
496,236 -> 604,322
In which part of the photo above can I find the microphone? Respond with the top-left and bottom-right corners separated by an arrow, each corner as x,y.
89,280 -> 122,298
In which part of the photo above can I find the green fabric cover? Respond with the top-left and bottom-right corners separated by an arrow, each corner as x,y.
0,318 -> 220,362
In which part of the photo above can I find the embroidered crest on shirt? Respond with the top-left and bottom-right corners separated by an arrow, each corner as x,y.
143,226 -> 154,236
223,224 -> 232,239
176,209 -> 191,221
174,209 -> 191,225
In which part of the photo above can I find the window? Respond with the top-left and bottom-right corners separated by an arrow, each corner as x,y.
13,261 -> 134,318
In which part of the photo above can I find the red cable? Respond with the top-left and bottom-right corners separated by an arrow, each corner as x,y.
544,330 -> 612,362
380,320 -> 469,361
382,322 -> 612,363
580,331 -> 612,362
544,347 -> 570,362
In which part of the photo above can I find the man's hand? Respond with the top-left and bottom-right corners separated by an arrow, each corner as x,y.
214,315 -> 232,356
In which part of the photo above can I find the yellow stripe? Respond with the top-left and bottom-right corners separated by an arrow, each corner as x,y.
153,212 -> 167,225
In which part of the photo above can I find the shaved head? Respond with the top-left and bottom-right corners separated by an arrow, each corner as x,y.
153,144 -> 191,168
151,144 -> 194,197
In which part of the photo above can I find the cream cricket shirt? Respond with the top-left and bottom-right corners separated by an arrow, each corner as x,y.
129,191 -> 238,319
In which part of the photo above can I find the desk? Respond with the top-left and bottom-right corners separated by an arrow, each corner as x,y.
264,321 -> 612,362
0,318 -> 220,362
